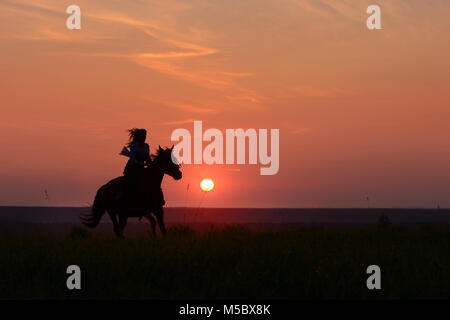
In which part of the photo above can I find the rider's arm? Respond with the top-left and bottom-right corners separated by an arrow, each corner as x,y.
128,143 -> 140,164
144,143 -> 152,164
120,146 -> 131,157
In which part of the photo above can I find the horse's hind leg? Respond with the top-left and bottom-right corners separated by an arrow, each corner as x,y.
144,214 -> 156,237
108,211 -> 121,237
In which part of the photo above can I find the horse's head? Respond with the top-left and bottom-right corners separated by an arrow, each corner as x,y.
152,145 -> 182,180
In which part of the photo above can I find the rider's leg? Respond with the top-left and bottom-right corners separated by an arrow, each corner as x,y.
122,164 -> 140,203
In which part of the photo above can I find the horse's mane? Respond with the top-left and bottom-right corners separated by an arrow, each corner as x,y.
150,147 -> 170,161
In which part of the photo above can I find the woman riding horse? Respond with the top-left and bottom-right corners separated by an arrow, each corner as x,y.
80,129 -> 182,237
120,128 -> 165,206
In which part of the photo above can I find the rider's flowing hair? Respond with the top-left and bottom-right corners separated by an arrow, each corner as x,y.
127,128 -> 147,147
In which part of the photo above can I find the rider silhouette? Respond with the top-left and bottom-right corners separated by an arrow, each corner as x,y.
120,128 -> 165,207
120,129 -> 151,203
121,128 -> 151,176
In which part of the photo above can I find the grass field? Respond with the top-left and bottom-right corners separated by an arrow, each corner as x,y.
0,224 -> 449,299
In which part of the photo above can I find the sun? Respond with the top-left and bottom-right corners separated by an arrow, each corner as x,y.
200,178 -> 215,192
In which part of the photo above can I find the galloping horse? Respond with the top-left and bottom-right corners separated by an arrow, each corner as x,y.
80,146 -> 182,237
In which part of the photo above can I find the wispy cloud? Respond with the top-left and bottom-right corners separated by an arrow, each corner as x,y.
167,102 -> 218,114
288,86 -> 359,98
1,0 -> 259,100
218,71 -> 254,78
161,118 -> 197,126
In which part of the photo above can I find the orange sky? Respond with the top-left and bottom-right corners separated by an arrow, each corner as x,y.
1,0 -> 449,207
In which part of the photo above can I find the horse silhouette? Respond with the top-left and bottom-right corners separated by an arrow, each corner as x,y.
80,146 -> 182,237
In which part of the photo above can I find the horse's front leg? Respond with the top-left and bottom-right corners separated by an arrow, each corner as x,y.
144,213 -> 157,237
153,206 -> 167,236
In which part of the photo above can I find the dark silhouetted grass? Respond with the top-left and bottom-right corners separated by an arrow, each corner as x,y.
0,225 -> 449,299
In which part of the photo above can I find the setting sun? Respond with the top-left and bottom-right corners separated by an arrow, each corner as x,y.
200,178 -> 215,192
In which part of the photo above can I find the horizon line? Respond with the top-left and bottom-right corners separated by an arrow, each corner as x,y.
0,205 -> 447,210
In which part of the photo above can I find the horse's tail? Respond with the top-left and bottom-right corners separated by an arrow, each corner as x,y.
81,185 -> 106,228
